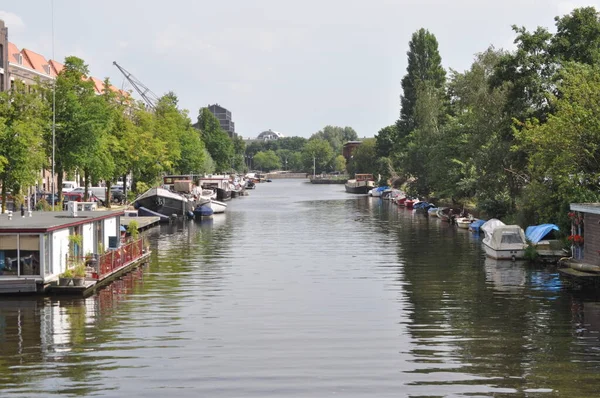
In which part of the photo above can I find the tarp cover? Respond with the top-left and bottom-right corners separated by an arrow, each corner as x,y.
481,219 -> 505,239
469,219 -> 487,232
525,224 -> 559,244
484,225 -> 527,251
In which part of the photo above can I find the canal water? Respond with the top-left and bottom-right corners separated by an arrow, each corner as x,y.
1,180 -> 600,397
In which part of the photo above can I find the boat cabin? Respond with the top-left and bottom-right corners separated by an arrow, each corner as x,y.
355,174 -> 374,181
0,209 -> 123,293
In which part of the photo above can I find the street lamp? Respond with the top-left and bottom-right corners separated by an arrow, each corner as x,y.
313,155 -> 316,178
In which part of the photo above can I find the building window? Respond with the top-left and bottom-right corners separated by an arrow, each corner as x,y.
0,43 -> 4,66
17,53 -> 23,65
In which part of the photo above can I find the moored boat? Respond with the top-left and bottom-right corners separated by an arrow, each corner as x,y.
456,216 -> 477,229
427,207 -> 439,217
133,187 -> 196,218
481,219 -> 527,260
201,198 -> 227,214
368,186 -> 388,197
525,224 -> 565,262
345,174 -> 375,194
198,175 -> 233,201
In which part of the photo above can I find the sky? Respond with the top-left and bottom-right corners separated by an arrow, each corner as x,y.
1,0 -> 599,139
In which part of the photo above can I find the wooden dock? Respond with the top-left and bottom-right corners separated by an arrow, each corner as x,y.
122,216 -> 160,231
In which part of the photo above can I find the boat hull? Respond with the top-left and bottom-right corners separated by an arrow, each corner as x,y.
134,192 -> 191,218
345,184 -> 371,194
217,188 -> 232,201
482,241 -> 526,260
206,199 -> 227,214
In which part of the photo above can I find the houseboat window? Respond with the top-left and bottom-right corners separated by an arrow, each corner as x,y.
0,235 -> 18,276
19,235 -> 40,276
44,234 -> 52,276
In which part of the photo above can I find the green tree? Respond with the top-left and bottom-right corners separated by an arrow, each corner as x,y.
397,28 -> 446,141
491,25 -> 554,122
310,126 -> 358,154
333,155 -> 347,173
287,152 -> 303,172
445,48 -> 513,214
197,108 -> 234,172
253,150 -> 281,172
51,56 -> 110,199
232,136 -> 246,172
0,81 -> 48,211
516,63 -> 600,226
375,125 -> 397,158
278,136 -> 307,152
402,81 -> 447,196
347,138 -> 377,177
551,7 -> 600,65
302,138 -> 334,174
275,149 -> 293,171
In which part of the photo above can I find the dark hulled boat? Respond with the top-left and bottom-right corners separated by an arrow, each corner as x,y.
344,174 -> 375,194
133,187 -> 195,218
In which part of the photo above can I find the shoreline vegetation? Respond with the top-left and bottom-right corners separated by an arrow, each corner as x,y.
369,6 -> 600,234
2,7 -> 600,236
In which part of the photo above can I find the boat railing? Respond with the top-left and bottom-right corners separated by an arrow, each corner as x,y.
97,238 -> 145,280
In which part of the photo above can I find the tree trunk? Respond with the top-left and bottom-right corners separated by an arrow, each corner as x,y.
84,168 -> 90,201
122,173 -> 128,202
1,180 -> 6,213
57,166 -> 64,209
106,181 -> 111,209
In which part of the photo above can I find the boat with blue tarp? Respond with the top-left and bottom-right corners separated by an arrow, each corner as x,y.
525,224 -> 565,262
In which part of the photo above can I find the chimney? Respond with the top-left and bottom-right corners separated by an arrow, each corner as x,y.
67,201 -> 78,217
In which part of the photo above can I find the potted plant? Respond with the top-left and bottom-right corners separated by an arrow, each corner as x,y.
72,263 -> 86,286
59,268 -> 74,286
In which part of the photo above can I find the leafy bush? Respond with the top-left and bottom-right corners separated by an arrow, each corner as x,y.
524,241 -> 539,262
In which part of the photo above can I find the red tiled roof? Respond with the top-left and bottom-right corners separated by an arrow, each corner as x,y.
21,48 -> 51,75
7,42 -> 21,64
90,76 -> 104,94
48,60 -> 64,76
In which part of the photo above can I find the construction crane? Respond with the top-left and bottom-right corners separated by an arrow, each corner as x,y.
113,61 -> 159,110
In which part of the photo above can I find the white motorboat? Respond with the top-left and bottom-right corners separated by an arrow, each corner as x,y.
481,219 -> 527,260
456,216 -> 477,229
204,199 -> 227,214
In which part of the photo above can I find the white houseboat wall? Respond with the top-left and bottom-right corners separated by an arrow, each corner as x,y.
0,208 -> 123,293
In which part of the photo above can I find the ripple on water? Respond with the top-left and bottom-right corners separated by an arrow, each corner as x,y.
1,181 -> 599,397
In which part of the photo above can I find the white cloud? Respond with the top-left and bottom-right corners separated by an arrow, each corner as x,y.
0,10 -> 25,32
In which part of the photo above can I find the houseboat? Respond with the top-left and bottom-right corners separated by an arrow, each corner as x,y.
133,187 -> 196,219
198,175 -> 233,201
0,206 -> 127,294
559,204 -> 600,278
345,174 -> 375,194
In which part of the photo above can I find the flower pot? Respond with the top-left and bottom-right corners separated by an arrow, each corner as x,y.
59,277 -> 72,286
72,277 -> 85,287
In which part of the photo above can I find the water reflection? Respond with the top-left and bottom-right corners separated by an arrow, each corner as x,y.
484,258 -> 527,292
2,182 -> 600,396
